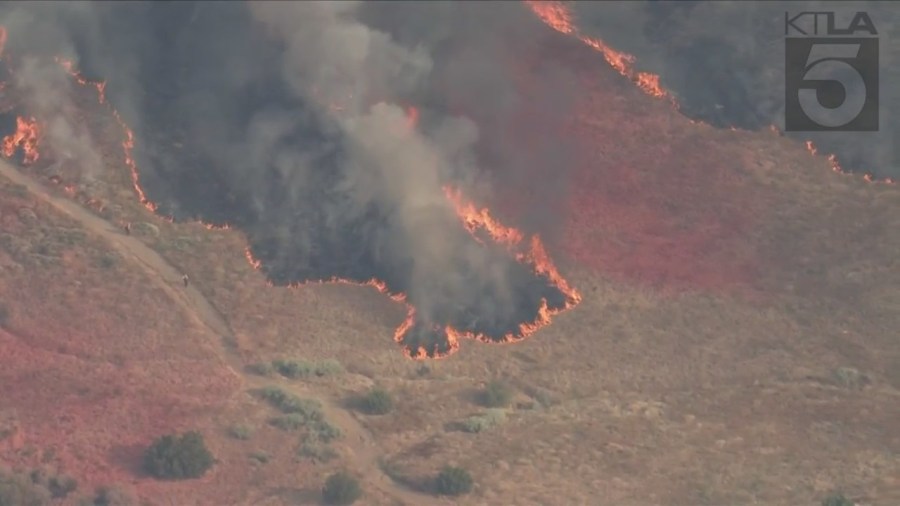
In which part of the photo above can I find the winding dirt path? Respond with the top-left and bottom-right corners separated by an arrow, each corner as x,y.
0,160 -> 440,505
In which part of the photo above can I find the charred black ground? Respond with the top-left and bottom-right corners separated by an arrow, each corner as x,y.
572,1 -> 900,179
1,2 -> 575,358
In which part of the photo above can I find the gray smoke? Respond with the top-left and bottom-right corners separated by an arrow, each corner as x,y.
0,1 -> 581,356
572,0 -> 900,178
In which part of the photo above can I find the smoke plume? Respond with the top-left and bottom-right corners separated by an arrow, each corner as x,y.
571,0 -> 900,178
0,1 -> 581,357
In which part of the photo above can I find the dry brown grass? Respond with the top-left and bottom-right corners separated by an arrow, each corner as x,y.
0,23 -> 898,506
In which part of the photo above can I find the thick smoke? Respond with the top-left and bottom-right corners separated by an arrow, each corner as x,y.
0,2 -> 577,356
572,1 -> 900,178
0,3 -> 105,181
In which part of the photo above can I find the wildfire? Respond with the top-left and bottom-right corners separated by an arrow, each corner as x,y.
1,116 -> 40,164
50,49 -> 581,360
239,184 -> 582,360
525,1 -> 673,101
55,57 -> 106,103
55,58 -> 163,213
804,140 -> 895,185
0,26 -> 7,60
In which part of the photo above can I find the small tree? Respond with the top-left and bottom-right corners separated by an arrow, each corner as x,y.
479,380 -> 512,408
434,466 -> 473,496
358,387 -> 393,415
142,431 -> 214,480
322,471 -> 362,505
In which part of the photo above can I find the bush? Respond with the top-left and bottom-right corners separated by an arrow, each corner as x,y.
821,493 -> 854,506
249,451 -> 270,464
358,387 -> 393,415
460,409 -> 507,433
142,431 -> 214,480
434,466 -> 473,496
479,380 -> 513,408
271,359 -> 344,379
246,362 -> 274,376
227,424 -> 253,440
256,387 -> 323,417
298,439 -> 337,463
90,485 -> 137,506
322,471 -> 362,505
0,468 -> 51,506
46,474 -> 77,498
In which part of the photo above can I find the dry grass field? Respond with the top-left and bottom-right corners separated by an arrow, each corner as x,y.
1,18 -> 898,506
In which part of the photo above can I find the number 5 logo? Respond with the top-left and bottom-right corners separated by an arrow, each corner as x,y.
785,37 -> 878,132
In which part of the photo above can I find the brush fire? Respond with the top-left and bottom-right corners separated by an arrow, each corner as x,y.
0,2 -> 894,359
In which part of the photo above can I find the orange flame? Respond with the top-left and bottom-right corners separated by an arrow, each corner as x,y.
56,58 -> 164,213
56,54 -> 581,359
240,184 -> 582,360
805,140 -> 895,185
525,1 -> 673,101
1,116 -> 41,164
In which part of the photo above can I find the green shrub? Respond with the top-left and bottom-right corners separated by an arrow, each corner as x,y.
249,451 -> 270,464
246,362 -> 274,376
298,439 -> 337,463
434,466 -> 473,496
460,409 -> 506,433
479,380 -> 513,408
0,468 -> 51,506
90,485 -> 136,506
271,359 -> 344,379
821,493 -> 854,506
227,424 -> 253,440
256,387 -> 323,417
46,474 -> 77,498
322,471 -> 362,505
269,414 -> 308,431
142,431 -> 214,480
310,420 -> 341,443
358,387 -> 393,415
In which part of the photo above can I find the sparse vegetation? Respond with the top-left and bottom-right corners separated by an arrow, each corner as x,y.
86,485 -> 137,506
322,471 -> 362,505
255,358 -> 344,379
298,438 -> 338,463
227,424 -> 253,440
96,252 -> 118,269
479,380 -> 513,408
256,386 -> 322,415
460,409 -> 507,433
357,387 -> 393,415
0,303 -> 9,327
821,493 -> 854,506
249,451 -> 270,464
0,468 -> 51,506
142,431 -> 214,480
246,362 -> 275,376
434,465 -> 473,496
833,367 -> 867,390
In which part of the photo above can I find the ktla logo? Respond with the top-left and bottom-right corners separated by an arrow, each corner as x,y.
784,11 -> 879,132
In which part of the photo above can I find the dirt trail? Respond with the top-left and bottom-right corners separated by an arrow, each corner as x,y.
0,160 -> 440,505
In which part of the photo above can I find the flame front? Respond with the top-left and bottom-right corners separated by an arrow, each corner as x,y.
1,116 -> 41,165
525,1 -> 673,101
805,140 -> 895,185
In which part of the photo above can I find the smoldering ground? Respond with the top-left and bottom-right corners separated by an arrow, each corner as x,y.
0,2 -> 579,356
572,1 -> 900,178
